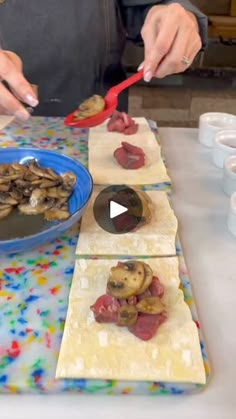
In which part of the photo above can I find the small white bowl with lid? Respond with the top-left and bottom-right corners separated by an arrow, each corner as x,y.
212,130 -> 236,169
198,112 -> 236,148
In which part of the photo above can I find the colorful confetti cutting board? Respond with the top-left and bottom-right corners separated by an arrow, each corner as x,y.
0,117 -> 210,394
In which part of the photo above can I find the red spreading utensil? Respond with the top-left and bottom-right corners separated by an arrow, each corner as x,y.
64,70 -> 144,128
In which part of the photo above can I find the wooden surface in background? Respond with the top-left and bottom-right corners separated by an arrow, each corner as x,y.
191,0 -> 231,15
208,15 -> 236,37
231,0 -> 236,16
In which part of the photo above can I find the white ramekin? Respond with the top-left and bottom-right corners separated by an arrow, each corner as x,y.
198,112 -> 236,148
213,130 -> 236,169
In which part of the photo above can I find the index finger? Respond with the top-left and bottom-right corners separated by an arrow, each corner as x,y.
0,50 -> 38,107
142,13 -> 179,80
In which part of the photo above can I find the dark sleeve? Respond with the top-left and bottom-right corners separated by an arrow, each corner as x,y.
120,0 -> 208,49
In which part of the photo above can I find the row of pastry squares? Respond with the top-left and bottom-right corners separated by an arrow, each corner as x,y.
56,119 -> 206,385
76,117 -> 177,257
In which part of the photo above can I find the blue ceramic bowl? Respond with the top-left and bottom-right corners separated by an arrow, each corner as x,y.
0,148 -> 93,254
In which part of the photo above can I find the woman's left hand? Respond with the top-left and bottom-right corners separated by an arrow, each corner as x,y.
140,3 -> 202,81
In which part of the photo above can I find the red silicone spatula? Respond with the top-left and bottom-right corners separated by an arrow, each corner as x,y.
64,70 -> 144,128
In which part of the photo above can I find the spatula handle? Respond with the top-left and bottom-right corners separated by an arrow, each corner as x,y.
110,70 -> 144,95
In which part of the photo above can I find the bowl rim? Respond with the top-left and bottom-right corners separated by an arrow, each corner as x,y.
214,130 -> 236,150
224,155 -> 236,178
200,112 -> 236,128
0,147 -> 93,246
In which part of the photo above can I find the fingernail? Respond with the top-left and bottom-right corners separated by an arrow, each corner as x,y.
25,94 -> 39,107
14,109 -> 30,121
144,71 -> 153,82
137,62 -> 144,71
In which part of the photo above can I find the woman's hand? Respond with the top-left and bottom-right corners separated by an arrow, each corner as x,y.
140,3 -> 202,81
0,50 -> 38,120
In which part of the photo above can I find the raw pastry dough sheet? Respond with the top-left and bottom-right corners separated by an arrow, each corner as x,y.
75,189 -> 178,257
88,118 -> 170,185
56,257 -> 206,384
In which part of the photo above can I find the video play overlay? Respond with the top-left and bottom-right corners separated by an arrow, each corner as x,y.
93,185 -> 144,234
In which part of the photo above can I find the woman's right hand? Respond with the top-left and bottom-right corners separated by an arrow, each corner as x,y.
0,50 -> 38,120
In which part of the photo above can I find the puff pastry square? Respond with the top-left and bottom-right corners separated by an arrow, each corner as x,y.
56,257 -> 206,384
75,189 -> 178,257
88,118 -> 170,185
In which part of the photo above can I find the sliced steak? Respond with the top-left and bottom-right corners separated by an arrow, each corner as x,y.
113,146 -> 129,168
149,276 -> 165,298
113,142 -> 145,169
108,117 -> 125,133
123,124 -> 138,135
121,141 -> 144,156
90,294 -> 120,323
112,211 -> 139,232
107,111 -> 138,135
129,312 -> 167,341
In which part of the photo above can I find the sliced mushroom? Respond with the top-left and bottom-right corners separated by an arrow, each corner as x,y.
0,178 -> 10,185
45,197 -> 57,207
39,179 -> 60,189
136,296 -> 165,315
9,189 -> 24,203
0,205 -> 13,219
0,192 -> 18,205
23,172 -> 41,182
31,179 -> 45,186
107,261 -> 145,299
61,171 -> 77,189
137,263 -> 153,295
0,160 -> 76,221
44,208 -> 70,221
47,167 -> 60,181
19,197 -> 28,205
0,183 -> 10,192
135,189 -> 152,225
29,188 -> 47,207
14,179 -> 31,189
55,197 -> 68,208
28,160 -> 58,180
0,174 -> 19,182
0,203 -> 13,210
45,187 -> 60,198
56,187 -> 71,198
0,164 -> 11,175
75,95 -> 105,120
18,203 -> 52,215
60,203 -> 69,211
11,163 -> 27,174
22,187 -> 34,197
118,304 -> 138,327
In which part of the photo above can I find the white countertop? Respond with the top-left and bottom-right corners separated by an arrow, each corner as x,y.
1,127 -> 235,419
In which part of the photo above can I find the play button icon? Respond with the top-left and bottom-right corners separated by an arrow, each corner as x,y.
110,201 -> 128,219
93,185 -> 143,234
